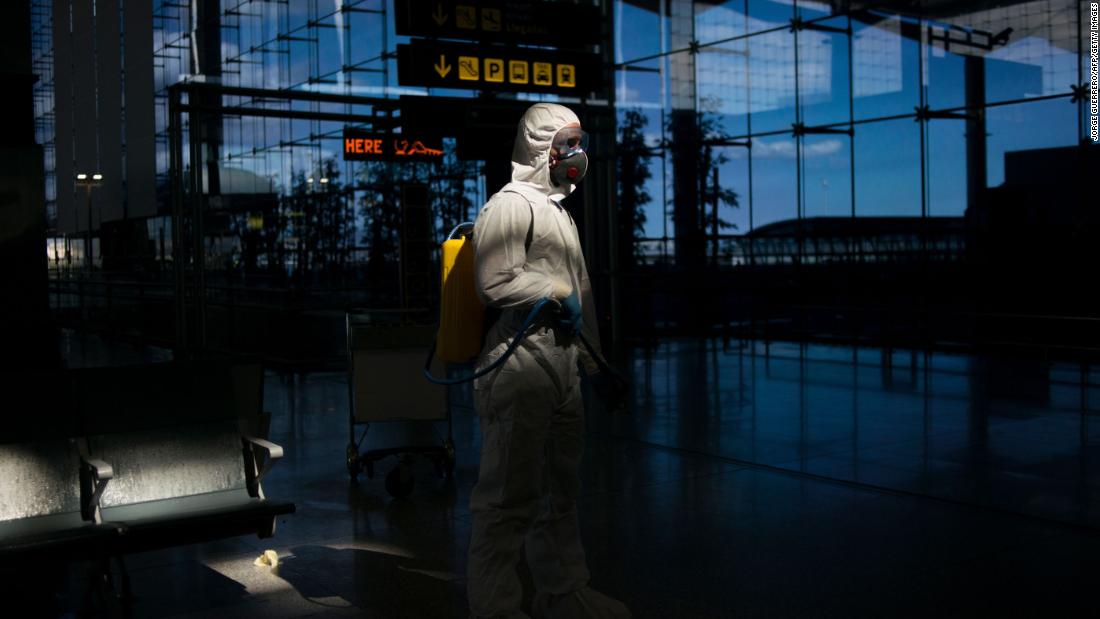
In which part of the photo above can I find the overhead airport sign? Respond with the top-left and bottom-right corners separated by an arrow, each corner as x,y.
397,41 -> 601,95
394,0 -> 601,48
342,129 -> 444,162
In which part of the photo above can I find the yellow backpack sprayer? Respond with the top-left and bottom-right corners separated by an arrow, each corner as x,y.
423,223 -> 628,395
435,223 -> 484,364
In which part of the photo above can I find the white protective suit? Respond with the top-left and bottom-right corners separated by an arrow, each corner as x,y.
468,103 -> 630,619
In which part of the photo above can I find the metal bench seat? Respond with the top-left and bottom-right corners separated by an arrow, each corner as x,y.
0,373 -> 120,560
75,362 -> 296,552
99,490 -> 294,554
0,514 -> 120,560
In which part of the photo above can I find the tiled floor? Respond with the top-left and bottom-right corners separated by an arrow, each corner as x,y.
28,337 -> 1100,616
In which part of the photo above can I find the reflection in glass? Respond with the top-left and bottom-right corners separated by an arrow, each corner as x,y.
923,31 -> 967,111
697,37 -> 750,137
748,29 -> 797,133
937,0 -> 1079,104
852,13 -> 919,121
795,0 -> 834,21
694,1 -> 748,47
747,0 -> 793,32
797,16 -> 851,128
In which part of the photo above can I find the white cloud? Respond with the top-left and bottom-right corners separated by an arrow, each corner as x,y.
752,138 -> 842,159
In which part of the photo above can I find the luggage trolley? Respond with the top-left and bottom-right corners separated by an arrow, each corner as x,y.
345,314 -> 455,498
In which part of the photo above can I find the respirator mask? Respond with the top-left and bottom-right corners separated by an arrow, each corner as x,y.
548,126 -> 589,187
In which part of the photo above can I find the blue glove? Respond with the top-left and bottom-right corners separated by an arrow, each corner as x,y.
557,290 -> 583,334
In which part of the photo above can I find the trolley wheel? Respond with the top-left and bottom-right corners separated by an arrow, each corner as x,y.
443,440 -> 456,476
385,462 -> 415,498
346,444 -> 359,479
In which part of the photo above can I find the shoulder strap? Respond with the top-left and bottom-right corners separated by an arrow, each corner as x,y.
501,188 -> 535,253
525,200 -> 534,252
481,192 -> 534,341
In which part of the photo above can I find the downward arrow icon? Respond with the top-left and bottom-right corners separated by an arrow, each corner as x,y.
434,54 -> 452,78
432,4 -> 448,26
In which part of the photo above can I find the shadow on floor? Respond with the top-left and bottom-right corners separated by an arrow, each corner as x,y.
276,543 -> 468,618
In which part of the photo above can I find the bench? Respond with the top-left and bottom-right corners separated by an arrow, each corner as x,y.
0,360 -> 294,578
75,360 -> 295,554
0,371 -> 120,561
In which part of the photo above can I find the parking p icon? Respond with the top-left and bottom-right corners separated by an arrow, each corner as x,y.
485,58 -> 504,83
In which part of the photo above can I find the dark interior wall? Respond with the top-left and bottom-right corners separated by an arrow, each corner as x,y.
0,1 -> 57,372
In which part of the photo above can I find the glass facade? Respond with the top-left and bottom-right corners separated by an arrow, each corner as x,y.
614,0 -> 1090,266
37,0 -> 1091,266
30,0 -> 55,229
31,0 -> 1097,354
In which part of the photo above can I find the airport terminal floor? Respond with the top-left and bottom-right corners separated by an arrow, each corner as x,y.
35,333 -> 1100,617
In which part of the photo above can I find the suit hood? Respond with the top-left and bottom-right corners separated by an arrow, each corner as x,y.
510,103 -> 580,200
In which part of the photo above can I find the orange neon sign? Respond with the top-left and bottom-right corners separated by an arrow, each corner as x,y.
343,129 -> 443,162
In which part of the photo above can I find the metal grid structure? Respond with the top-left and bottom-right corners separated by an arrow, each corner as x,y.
614,0 -> 1089,266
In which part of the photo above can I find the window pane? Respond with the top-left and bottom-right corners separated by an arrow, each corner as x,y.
695,1 -> 748,47
747,0 -> 793,33
924,35 -> 967,111
315,13 -> 343,80
939,0 -> 1080,105
349,10 -> 385,67
854,118 -> 920,216
749,135 -> 797,230
617,61 -> 663,108
852,13 -> 919,121
713,145 -> 750,235
748,29 -> 797,133
288,39 -> 312,87
616,0 -> 664,63
644,155 -> 669,241
796,0 -> 835,20
925,120 -> 967,217
697,37 -> 750,137
985,98 -> 1077,188
802,134 -> 852,218
616,105 -> 666,250
798,16 -> 851,127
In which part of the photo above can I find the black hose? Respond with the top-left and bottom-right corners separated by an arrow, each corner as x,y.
423,298 -> 554,385
423,298 -> 628,388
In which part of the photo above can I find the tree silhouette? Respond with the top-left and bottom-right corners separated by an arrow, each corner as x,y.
356,160 -> 408,280
664,107 -> 743,266
617,109 -> 653,267
283,158 -> 351,285
354,140 -> 480,283
697,112 -> 740,263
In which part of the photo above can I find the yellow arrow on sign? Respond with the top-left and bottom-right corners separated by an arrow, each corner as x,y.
432,4 -> 448,26
434,54 -> 452,78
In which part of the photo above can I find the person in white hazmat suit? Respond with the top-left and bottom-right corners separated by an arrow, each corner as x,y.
468,103 -> 631,619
